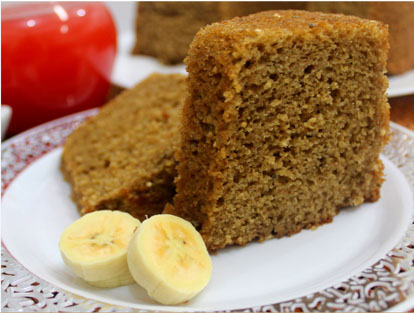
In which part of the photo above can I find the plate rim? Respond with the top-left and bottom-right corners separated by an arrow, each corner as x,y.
1,109 -> 414,312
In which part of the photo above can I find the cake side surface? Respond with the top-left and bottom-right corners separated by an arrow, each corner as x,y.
170,10 -> 390,251
61,73 -> 187,220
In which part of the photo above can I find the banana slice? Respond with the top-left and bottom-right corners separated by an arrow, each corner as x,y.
127,214 -> 212,305
59,210 -> 140,288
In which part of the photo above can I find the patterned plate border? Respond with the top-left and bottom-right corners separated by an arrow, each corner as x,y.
1,111 -> 413,312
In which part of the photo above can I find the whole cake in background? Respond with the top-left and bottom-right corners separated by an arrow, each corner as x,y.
166,10 -> 390,251
133,1 -> 413,74
61,74 -> 186,221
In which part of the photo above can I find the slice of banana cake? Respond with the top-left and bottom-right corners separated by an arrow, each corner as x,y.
62,73 -> 186,221
167,10 -> 390,251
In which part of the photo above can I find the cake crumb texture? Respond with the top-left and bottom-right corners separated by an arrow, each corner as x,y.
61,73 -> 186,221
168,10 -> 390,251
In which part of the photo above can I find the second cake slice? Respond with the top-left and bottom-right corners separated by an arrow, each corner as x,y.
62,74 -> 186,221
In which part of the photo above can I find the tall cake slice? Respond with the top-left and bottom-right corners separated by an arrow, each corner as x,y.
167,11 -> 390,251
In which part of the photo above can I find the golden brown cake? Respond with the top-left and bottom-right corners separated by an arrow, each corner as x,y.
167,10 -> 390,251
61,73 -> 186,221
307,2 -> 414,74
132,2 -> 222,64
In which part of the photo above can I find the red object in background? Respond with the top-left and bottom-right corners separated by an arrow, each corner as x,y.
1,2 -> 117,135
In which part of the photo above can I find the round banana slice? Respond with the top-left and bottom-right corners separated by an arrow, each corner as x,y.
59,210 -> 140,288
127,214 -> 212,305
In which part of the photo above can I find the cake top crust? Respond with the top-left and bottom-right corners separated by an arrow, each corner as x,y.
204,9 -> 386,36
188,10 -> 389,58
186,10 -> 389,79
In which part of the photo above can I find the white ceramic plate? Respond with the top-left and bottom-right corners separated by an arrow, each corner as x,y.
112,33 -> 414,98
388,70 -> 414,97
1,111 -> 414,312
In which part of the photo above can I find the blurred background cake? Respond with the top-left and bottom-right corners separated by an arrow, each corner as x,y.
132,2 -> 222,64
